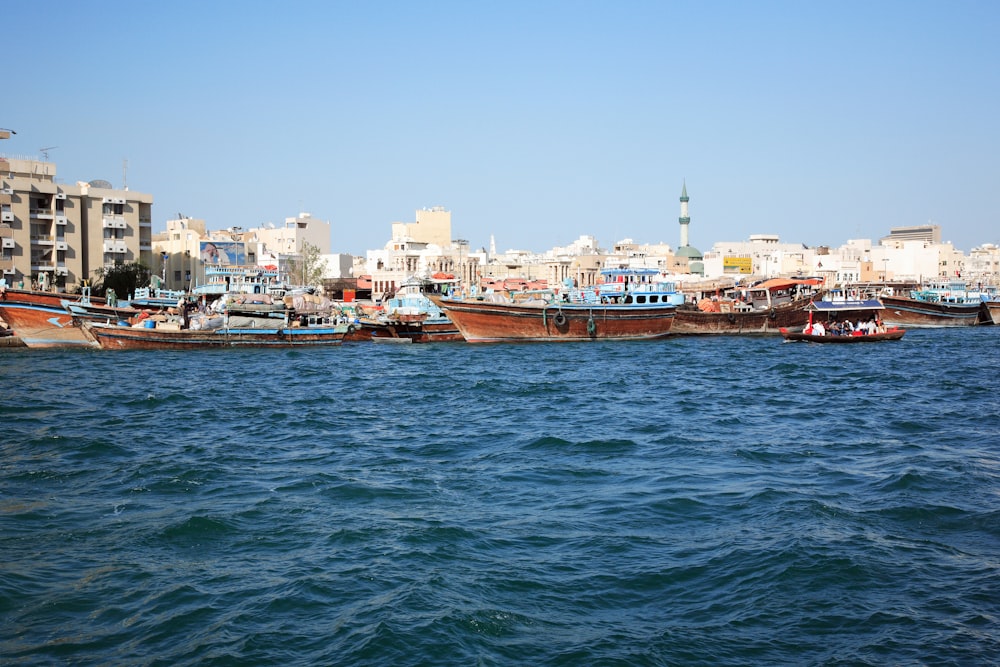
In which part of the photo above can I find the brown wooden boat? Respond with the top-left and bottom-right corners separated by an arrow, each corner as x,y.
428,294 -> 674,343
82,319 -> 348,350
0,288 -> 118,347
879,294 -> 980,328
672,296 -> 814,335
671,278 -> 821,335
780,327 -> 905,343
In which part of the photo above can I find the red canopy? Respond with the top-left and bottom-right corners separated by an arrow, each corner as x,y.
754,278 -> 823,291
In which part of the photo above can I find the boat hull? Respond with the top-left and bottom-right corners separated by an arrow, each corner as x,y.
781,328 -> 906,345
671,298 -> 812,335
0,301 -> 93,347
780,327 -> 906,343
430,296 -> 674,342
980,302 -> 1000,325
371,319 -> 465,343
0,288 -> 127,347
84,322 -> 347,349
879,296 -> 980,328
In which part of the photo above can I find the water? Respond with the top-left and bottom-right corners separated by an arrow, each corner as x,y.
2,329 -> 998,665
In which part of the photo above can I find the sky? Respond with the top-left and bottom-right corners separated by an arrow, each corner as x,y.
4,0 -> 998,255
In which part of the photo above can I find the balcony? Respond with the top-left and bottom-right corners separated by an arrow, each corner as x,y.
30,209 -> 53,219
102,217 -> 127,229
31,235 -> 54,245
103,241 -> 127,254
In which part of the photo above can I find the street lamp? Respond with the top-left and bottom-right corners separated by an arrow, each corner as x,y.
161,252 -> 168,287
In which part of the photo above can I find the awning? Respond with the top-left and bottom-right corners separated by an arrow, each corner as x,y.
807,299 -> 884,312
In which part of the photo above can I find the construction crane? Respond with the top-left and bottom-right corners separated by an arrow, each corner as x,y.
40,146 -> 57,160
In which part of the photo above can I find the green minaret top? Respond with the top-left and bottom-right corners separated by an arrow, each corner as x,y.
680,181 -> 689,203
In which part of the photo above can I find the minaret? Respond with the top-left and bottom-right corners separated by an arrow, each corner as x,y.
678,181 -> 690,248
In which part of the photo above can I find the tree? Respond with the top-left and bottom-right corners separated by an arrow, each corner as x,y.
289,241 -> 328,288
92,262 -> 151,299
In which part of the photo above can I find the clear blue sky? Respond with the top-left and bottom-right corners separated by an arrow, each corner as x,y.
4,0 -> 998,254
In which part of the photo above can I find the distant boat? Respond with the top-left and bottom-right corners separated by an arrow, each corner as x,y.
879,281 -> 981,328
81,316 -> 349,350
429,269 -> 676,343
671,278 -> 822,335
780,297 -> 905,343
371,277 -> 464,343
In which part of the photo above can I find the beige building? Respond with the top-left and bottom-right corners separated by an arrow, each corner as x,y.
390,206 -> 452,247
0,157 -> 153,289
151,213 -> 332,290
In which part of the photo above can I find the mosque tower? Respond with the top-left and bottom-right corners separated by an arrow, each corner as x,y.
679,181 -> 691,248
675,181 -> 704,275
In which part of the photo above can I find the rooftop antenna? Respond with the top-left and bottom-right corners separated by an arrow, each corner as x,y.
40,146 -> 57,160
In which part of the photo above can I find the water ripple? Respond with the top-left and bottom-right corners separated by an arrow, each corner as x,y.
1,330 -> 998,664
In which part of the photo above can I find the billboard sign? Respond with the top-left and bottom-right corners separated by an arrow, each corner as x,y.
200,241 -> 245,265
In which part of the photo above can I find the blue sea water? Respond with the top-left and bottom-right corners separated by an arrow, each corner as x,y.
1,329 -> 998,666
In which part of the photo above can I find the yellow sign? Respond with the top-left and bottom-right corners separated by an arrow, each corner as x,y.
723,256 -> 753,274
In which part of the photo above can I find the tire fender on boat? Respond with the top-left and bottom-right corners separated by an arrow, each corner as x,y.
553,312 -> 567,327
769,308 -> 777,320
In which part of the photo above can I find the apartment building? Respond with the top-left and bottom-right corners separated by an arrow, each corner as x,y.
0,157 -> 153,289
150,213 -> 332,290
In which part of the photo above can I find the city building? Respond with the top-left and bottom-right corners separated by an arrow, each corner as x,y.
0,156 -> 153,290
365,207 -> 484,297
880,224 -> 941,247
151,212 -> 333,290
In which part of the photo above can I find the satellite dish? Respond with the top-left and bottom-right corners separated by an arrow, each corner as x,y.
88,179 -> 113,189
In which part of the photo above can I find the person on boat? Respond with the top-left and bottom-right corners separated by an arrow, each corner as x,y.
811,321 -> 826,336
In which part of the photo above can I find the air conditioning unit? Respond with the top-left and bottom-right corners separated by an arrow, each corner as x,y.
1,212 -> 13,222
1,238 -> 14,249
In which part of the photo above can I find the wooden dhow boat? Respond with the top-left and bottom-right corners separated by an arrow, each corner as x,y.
0,286 -> 133,348
81,314 -> 349,350
671,278 -> 822,335
879,282 -> 981,328
429,269 -> 676,343
371,276 -> 464,343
